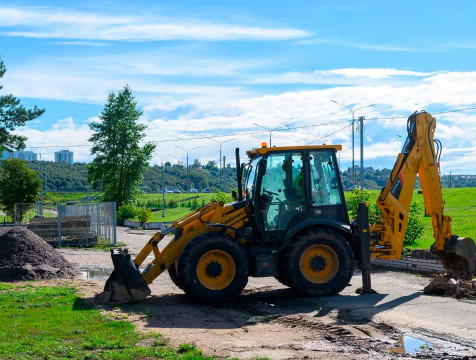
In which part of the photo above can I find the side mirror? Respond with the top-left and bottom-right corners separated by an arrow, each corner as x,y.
232,190 -> 237,200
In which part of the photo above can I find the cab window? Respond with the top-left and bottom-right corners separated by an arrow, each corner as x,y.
309,150 -> 343,206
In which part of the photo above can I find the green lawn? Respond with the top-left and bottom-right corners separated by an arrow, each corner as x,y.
44,192 -> 103,203
0,283 -> 213,360
344,188 -> 476,249
43,189 -> 476,250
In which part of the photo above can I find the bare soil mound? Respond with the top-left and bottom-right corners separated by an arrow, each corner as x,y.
0,227 -> 74,281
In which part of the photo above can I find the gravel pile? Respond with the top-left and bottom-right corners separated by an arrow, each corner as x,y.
0,227 -> 74,281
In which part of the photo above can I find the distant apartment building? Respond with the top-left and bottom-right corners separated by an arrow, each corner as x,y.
54,150 -> 74,164
1,150 -> 38,162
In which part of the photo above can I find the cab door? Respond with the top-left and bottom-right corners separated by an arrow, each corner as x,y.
308,150 -> 348,223
256,151 -> 307,235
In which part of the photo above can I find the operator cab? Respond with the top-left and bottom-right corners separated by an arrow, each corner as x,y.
244,144 -> 349,243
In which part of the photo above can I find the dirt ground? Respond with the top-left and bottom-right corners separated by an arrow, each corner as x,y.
59,227 -> 476,360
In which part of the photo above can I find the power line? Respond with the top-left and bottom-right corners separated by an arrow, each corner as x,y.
23,105 -> 476,150
305,124 -> 350,145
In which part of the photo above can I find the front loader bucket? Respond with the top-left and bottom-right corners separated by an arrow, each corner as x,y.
431,236 -> 476,277
97,249 -> 151,304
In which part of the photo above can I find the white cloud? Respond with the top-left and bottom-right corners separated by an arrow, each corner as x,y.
248,68 -> 441,85
298,39 -> 430,52
18,117 -> 92,162
0,6 -> 309,42
12,65 -> 476,172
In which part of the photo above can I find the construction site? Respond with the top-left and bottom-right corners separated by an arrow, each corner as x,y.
2,2 -> 476,360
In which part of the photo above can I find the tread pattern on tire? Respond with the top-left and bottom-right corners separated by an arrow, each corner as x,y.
278,227 -> 354,296
177,233 -> 249,303
167,263 -> 181,289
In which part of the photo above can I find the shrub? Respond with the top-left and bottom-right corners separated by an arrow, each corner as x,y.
137,207 -> 151,225
117,203 -> 137,225
346,188 -> 382,222
346,188 -> 371,219
404,201 -> 424,246
167,199 -> 177,208
214,189 -> 233,203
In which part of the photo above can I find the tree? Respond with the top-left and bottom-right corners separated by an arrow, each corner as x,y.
88,86 -> 156,207
0,159 -> 42,220
0,58 -> 44,151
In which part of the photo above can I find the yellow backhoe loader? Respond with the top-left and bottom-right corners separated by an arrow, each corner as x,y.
99,111 -> 475,304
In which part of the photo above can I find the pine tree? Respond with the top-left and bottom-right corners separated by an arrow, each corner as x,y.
0,58 -> 44,151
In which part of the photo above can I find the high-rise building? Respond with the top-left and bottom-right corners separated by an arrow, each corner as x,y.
54,150 -> 74,164
1,150 -> 38,162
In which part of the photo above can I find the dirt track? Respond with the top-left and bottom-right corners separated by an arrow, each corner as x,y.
60,228 -> 476,360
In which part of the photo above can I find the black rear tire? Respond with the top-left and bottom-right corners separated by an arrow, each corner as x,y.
167,262 -> 182,289
177,233 -> 249,303
279,228 -> 354,296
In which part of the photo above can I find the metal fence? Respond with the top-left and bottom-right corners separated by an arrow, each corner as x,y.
14,202 -> 116,246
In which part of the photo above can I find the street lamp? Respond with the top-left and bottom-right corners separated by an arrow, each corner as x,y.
331,100 -> 376,185
160,154 -> 172,218
175,146 -> 199,193
208,137 -> 235,191
252,123 -> 288,147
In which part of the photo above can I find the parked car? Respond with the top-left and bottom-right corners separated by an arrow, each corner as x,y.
189,189 -> 198,193
164,189 -> 174,193
348,185 -> 362,191
173,187 -> 181,193
202,188 -> 212,193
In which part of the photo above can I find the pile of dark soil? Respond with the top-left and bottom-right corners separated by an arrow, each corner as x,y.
0,227 -> 74,281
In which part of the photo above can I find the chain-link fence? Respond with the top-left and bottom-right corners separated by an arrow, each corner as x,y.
14,202 -> 116,246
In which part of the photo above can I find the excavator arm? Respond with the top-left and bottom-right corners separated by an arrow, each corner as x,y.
370,111 -> 475,275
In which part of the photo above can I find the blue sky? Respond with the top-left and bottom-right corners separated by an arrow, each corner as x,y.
0,0 -> 475,172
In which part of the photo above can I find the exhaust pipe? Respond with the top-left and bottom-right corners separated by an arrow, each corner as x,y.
235,147 -> 243,201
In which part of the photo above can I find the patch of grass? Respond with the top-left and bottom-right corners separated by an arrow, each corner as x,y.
345,188 -> 476,249
0,284 -> 214,360
44,192 -> 102,203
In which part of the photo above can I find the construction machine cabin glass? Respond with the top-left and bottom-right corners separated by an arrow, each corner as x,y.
258,152 -> 305,231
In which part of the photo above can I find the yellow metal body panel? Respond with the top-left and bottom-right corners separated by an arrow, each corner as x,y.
370,112 -> 453,260
132,201 -> 249,285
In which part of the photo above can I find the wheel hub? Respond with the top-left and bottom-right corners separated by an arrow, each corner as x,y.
205,260 -> 223,278
309,255 -> 327,271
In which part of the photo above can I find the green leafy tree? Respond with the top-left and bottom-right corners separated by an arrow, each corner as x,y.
88,86 -> 156,207
0,159 -> 42,220
0,59 -> 44,151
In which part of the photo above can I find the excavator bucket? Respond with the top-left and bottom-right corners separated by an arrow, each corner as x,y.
431,236 -> 476,277
97,249 -> 151,304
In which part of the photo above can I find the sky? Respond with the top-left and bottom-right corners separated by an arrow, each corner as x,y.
0,0 -> 475,173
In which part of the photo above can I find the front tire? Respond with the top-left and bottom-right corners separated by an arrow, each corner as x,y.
279,228 -> 354,296
167,262 -> 182,289
177,233 -> 249,303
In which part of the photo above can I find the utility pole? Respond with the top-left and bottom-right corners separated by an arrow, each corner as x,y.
252,123 -> 288,147
223,155 -> 227,192
359,116 -> 365,190
175,146 -> 199,193
208,138 -> 235,191
449,170 -> 452,189
39,153 -> 43,215
331,100 -> 376,185
160,154 -> 172,217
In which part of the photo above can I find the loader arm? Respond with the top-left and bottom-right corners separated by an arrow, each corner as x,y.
99,200 -> 249,303
370,111 -> 475,274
